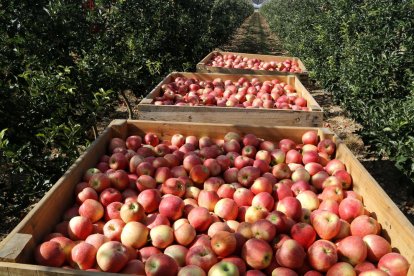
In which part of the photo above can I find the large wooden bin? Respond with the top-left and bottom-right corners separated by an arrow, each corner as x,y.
0,120 -> 412,275
196,51 -> 309,83
137,72 -> 323,127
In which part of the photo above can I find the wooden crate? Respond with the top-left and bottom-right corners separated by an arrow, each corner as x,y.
137,72 -> 323,127
0,120 -> 412,275
196,51 -> 309,83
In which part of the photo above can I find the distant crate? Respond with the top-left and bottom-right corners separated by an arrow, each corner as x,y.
197,51 -> 309,83
137,72 -> 322,127
0,120 -> 413,275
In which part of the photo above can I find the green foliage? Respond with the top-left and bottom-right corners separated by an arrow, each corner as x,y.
261,0 -> 414,183
0,1 -> 253,214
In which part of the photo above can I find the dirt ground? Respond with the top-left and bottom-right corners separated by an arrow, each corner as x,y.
1,11 -> 413,243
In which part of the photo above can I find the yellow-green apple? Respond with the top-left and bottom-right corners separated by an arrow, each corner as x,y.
270,149 -> 286,165
317,139 -> 336,156
252,192 -> 274,211
120,259 -> 145,275
245,205 -> 269,223
68,216 -> 93,240
211,231 -> 237,258
251,219 -> 276,242
338,197 -> 365,223
145,253 -> 179,276
103,219 -> 125,241
198,190 -> 220,211
76,187 -> 98,205
188,207 -> 213,232
302,130 -> 319,145
326,262 -> 355,276
208,261 -> 240,276
120,201 -> 146,223
120,221 -> 148,249
276,196 -> 302,221
350,215 -> 381,237
136,175 -> 156,191
70,242 -> 97,270
241,238 -> 273,270
186,245 -> 218,272
272,163 -> 292,180
233,187 -> 254,206
150,225 -> 174,249
337,235 -> 367,265
279,138 -> 296,152
311,210 -> 341,240
109,152 -> 128,170
34,241 -> 66,267
174,222 -> 196,246
89,172 -> 111,193
96,241 -> 129,272
137,189 -> 161,213
308,240 -> 338,272
214,198 -> 238,221
290,222 -> 316,249
217,184 -> 236,199
159,195 -> 184,221
362,235 -> 392,262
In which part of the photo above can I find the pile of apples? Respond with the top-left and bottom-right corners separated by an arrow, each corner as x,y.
34,130 -> 410,275
153,76 -> 309,110
206,53 -> 303,73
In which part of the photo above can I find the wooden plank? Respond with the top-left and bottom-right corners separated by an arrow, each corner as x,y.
136,72 -> 323,127
0,262 -> 115,276
0,234 -> 34,263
